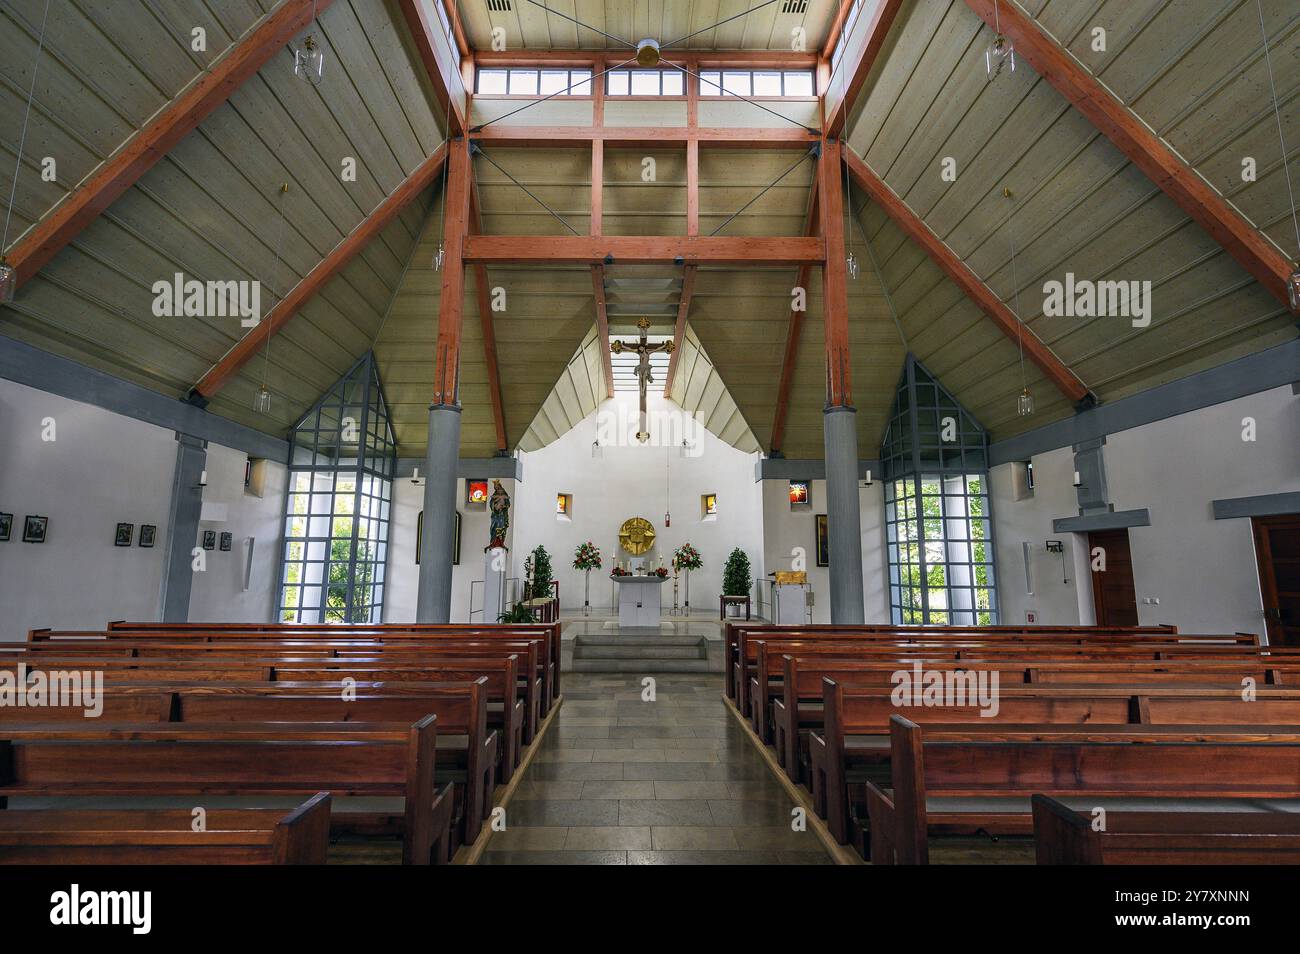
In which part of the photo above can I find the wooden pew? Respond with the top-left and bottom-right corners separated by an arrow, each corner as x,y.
168,681 -> 496,842
867,718 -> 1300,864
24,635 -> 549,733
0,793 -> 330,865
1031,794 -> 1300,865
811,672 -> 1300,845
8,642 -> 544,744
722,621 -> 1196,697
745,637 -> 1298,739
0,678 -> 502,843
754,642 -> 1300,753
727,625 -> 1248,716
97,621 -> 564,705
0,719 -> 453,864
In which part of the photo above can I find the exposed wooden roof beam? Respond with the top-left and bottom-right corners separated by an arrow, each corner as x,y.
398,0 -> 468,135
823,0 -> 905,136
470,166 -> 507,452
471,127 -> 819,148
474,51 -> 818,68
771,171 -> 821,454
963,0 -> 1296,312
843,145 -> 1092,407
591,266 -> 614,399
663,265 -> 697,395
5,0 -> 335,291
191,144 -> 448,402
464,235 -> 824,266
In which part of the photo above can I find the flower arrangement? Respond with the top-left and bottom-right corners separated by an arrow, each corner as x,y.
673,543 -> 703,572
653,566 -> 669,579
610,566 -> 632,577
572,541 -> 602,571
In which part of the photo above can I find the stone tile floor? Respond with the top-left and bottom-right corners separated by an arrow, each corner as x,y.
481,672 -> 833,865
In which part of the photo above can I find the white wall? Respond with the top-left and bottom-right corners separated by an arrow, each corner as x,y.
762,478 -> 888,623
510,393 -> 764,614
188,443 -> 285,623
386,476 -> 514,623
991,386 -> 1300,637
0,378 -> 283,639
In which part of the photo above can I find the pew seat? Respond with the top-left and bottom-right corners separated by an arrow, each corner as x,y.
1032,795 -> 1300,865
0,793 -> 330,864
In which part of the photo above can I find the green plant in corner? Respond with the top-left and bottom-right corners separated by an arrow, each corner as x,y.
530,544 -> 554,600
498,602 -> 534,623
722,547 -> 752,597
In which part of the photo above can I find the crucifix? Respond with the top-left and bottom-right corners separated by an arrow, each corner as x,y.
611,317 -> 675,443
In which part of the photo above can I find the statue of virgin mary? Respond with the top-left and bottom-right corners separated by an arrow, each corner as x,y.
487,479 -> 510,550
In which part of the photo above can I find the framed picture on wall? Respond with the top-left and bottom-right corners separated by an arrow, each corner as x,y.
139,525 -> 156,548
703,494 -> 718,516
114,523 -> 134,547
466,480 -> 489,505
23,515 -> 47,543
219,532 -> 233,552
202,530 -> 217,551
0,513 -> 12,542
815,514 -> 829,567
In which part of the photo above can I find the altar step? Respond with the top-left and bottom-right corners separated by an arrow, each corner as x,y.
569,634 -> 713,672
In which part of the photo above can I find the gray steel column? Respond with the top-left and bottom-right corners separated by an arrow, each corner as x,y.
824,405 -> 865,623
159,433 -> 207,622
416,404 -> 462,622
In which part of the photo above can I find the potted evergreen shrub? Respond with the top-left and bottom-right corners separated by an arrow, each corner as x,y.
722,547 -> 752,617
530,544 -> 554,601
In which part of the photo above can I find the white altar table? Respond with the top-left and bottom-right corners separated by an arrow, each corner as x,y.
613,575 -> 667,628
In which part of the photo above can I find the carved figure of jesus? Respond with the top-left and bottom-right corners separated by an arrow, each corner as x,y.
611,317 -> 675,442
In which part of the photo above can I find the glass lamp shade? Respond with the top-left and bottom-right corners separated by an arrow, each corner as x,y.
0,261 -> 14,303
1288,266 -> 1300,312
846,250 -> 859,280
294,35 -> 325,86
1017,387 -> 1035,417
433,244 -> 445,272
985,34 -> 1016,80
664,512 -> 671,527
679,440 -> 689,458
591,441 -> 602,459
254,384 -> 272,414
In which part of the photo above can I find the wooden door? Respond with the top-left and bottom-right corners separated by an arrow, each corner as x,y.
1087,529 -> 1139,627
1252,515 -> 1300,646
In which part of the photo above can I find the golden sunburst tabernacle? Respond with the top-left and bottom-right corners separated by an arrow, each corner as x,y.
618,517 -> 656,555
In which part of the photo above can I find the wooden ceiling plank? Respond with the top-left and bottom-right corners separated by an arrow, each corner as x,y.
662,264 -> 697,392
397,0 -> 468,135
843,143 -> 1092,406
963,0 -> 1296,312
192,143 -> 448,401
7,0 -> 336,290
824,0 -> 906,137
591,264 -> 615,398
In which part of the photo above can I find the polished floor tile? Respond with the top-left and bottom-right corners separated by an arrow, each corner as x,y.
483,670 -> 833,866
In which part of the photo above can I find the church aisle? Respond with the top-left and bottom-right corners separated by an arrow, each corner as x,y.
481,673 -> 833,865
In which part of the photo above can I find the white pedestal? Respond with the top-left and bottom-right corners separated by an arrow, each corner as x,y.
773,583 -> 808,624
615,576 -> 666,628
484,547 -> 507,622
